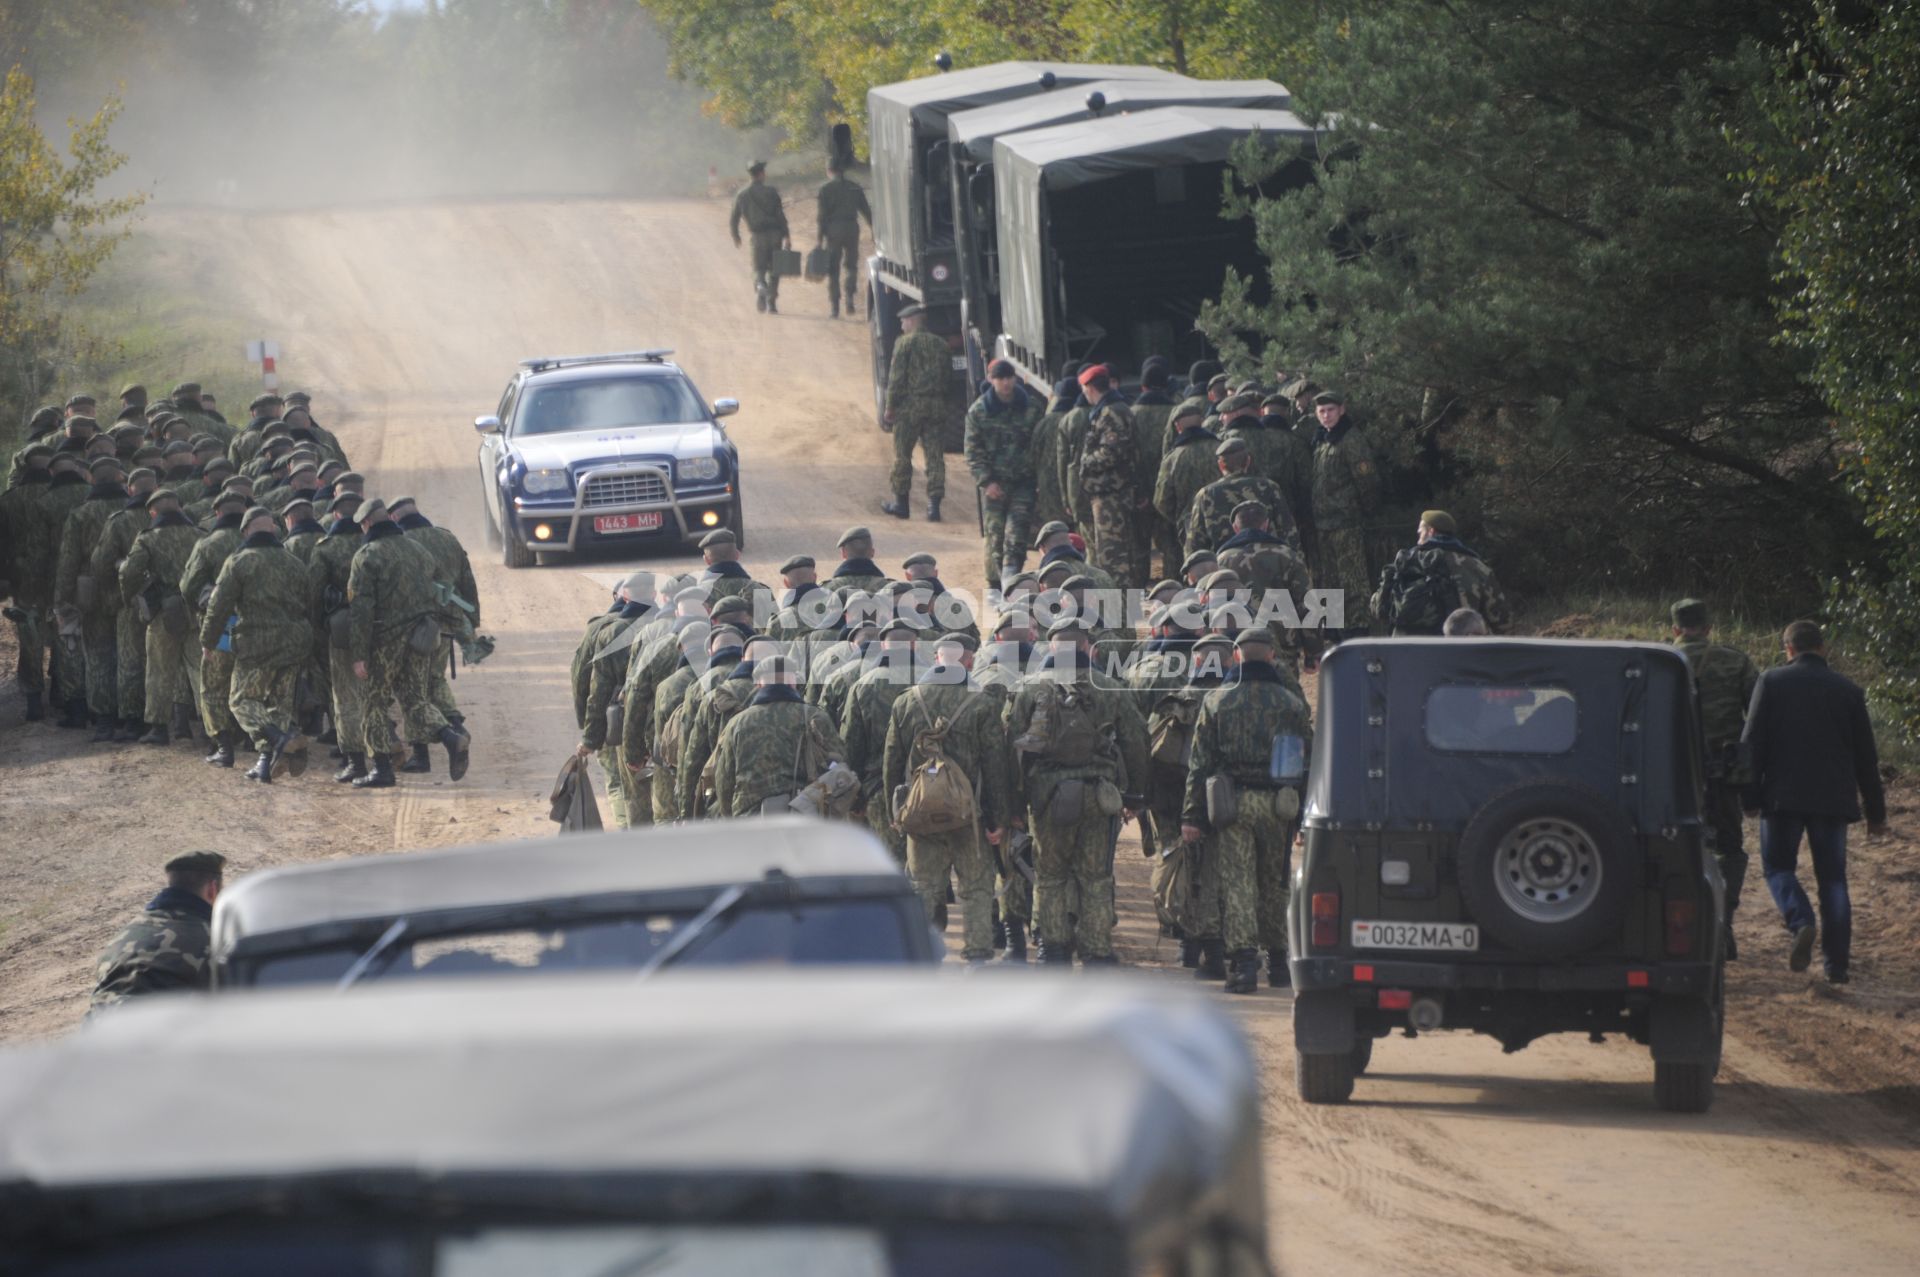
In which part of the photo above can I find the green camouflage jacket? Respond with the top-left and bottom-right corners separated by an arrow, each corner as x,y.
91,501 -> 150,609
120,518 -> 204,607
1129,398 -> 1174,499
304,526 -> 362,630
200,536 -> 314,663
964,387 -> 1043,489
1153,429 -> 1222,535
1677,637 -> 1759,771
1027,409 -> 1072,528
711,690 -> 847,817
621,624 -> 705,760
1371,540 -> 1511,635
346,525 -> 436,661
406,522 -> 479,626
179,521 -> 244,619
1181,664 -> 1313,830
882,675 -> 1011,832
89,891 -> 213,1010
1185,473 -> 1299,557
1310,421 -> 1388,533
648,658 -> 706,817
674,656 -> 752,816
885,329 -> 952,430
1078,400 -> 1141,501
55,486 -> 128,618
1223,419 -> 1306,509
579,611 -> 650,750
1006,661 -> 1150,813
840,659 -> 917,807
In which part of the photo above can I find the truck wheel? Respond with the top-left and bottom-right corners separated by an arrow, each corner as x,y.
1296,1050 -> 1355,1104
502,523 -> 534,569
1350,1036 -> 1375,1076
1654,1060 -> 1715,1113
1455,781 -> 1635,958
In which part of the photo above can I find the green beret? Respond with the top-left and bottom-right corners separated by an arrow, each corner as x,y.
144,487 -> 182,509
66,415 -> 99,432
1046,616 -> 1095,639
937,631 -> 980,653
334,471 -> 365,487
1214,436 -> 1250,460
1031,520 -> 1072,547
119,383 -> 147,401
1060,573 -> 1095,592
1192,632 -> 1236,656
356,498 -> 388,522
1230,499 -> 1269,524
287,458 -> 319,476
619,569 -> 657,598
837,525 -> 872,547
1035,560 -> 1073,582
1420,509 -> 1457,534
1000,571 -> 1038,592
698,528 -> 737,549
1672,598 -> 1710,629
1206,373 -> 1231,393
248,392 -> 284,411
1218,391 -> 1260,415
87,455 -> 125,477
161,440 -> 194,457
171,382 -> 201,398
29,406 -> 61,430
991,610 -> 1032,635
202,456 -> 235,475
1280,377 -> 1318,399
1260,392 -> 1291,410
132,445 -> 165,464
212,491 -> 250,511
901,551 -> 936,570
1173,395 -> 1209,423
189,435 -> 222,451
326,492 -> 363,514
125,466 -> 158,486
877,617 -> 919,638
778,554 -> 814,574
241,505 -> 274,526
1147,579 -> 1183,601
280,496 -> 315,516
108,422 -> 146,443
220,476 -> 253,493
66,395 -> 97,410
747,159 -> 767,174
20,443 -> 56,463
708,623 -> 748,649
164,850 -> 226,876
1313,390 -> 1345,406
1197,569 -> 1243,592
282,391 -> 312,406
1234,628 -> 1279,652
709,595 -> 753,620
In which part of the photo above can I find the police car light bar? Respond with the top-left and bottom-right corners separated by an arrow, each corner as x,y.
520,350 -> 675,372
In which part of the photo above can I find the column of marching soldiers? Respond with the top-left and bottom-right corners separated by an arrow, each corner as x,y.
574,359 -> 1514,992
0,383 -> 486,788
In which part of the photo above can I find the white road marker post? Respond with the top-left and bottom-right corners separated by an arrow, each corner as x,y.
244,339 -> 281,392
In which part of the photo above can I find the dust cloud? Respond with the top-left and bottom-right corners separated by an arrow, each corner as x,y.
20,1 -> 767,209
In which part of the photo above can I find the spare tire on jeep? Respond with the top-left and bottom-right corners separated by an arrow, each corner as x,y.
1455,781 -> 1636,959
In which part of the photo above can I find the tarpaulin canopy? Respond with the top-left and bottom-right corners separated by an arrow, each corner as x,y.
947,79 -> 1292,164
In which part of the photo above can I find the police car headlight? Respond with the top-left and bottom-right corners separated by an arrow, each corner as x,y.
678,457 -> 722,482
522,468 -> 571,494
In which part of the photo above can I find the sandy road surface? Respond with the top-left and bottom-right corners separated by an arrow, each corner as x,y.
4,198 -> 1920,1274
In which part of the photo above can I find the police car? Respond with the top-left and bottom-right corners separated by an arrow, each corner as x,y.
475,350 -> 744,567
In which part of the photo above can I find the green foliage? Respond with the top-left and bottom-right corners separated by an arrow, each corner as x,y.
1200,1 -> 1858,606
1749,2 -> 1920,746
642,0 -> 830,139
0,64 -> 145,418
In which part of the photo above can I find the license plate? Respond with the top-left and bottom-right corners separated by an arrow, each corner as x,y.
1350,919 -> 1479,952
592,512 -> 664,534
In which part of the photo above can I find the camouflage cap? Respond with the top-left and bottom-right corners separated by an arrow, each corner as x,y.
248,392 -> 284,411
837,525 -> 873,547
1218,392 -> 1260,416
1197,568 -> 1243,593
281,496 -> 315,517
901,551 -> 937,570
697,528 -> 737,549
778,554 -> 815,575
1172,395 -> 1209,424
126,467 -> 158,487
1230,499 -> 1269,524
87,455 -> 125,478
1312,390 -> 1345,406
326,491 -> 363,514
66,394 -> 97,410
1031,520 -> 1072,548
144,487 -> 182,509
212,490 -> 250,512
164,850 -> 226,876
1419,509 -> 1456,534
1671,598 -> 1710,629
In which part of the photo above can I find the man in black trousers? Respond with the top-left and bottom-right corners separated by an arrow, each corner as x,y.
1741,620 -> 1888,983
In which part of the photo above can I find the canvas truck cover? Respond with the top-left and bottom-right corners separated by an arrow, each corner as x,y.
946,78 -> 1293,164
867,61 -> 1183,268
993,107 -> 1321,362
0,971 -> 1264,1247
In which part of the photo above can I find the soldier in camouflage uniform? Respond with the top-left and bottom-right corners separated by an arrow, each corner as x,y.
826,527 -> 893,599
200,507 -> 315,782
730,160 -> 791,313
166,383 -> 233,448
90,851 -> 226,1012
93,467 -> 160,739
1185,436 -> 1299,557
1308,392 -> 1389,638
840,620 -> 922,861
1128,358 -> 1178,578
574,572 -> 659,826
963,360 -> 1044,584
227,393 -> 283,470
1181,629 -> 1313,993
55,455 -> 135,737
1026,368 -> 1081,532
881,634 -> 1010,960
881,305 -> 951,522
181,489 -> 251,763
1076,368 -> 1147,588
307,494 -> 370,780
1218,391 -> 1306,518
1370,510 -> 1511,636
119,488 -> 205,745
346,499 -> 471,789
1006,618 -> 1150,964
693,528 -> 771,616
1672,598 -> 1760,957
975,611 -> 1036,957
673,629 -> 761,818
619,593 -> 714,802
1217,499 -> 1320,669
392,497 -> 480,757
646,623 -> 719,821
1124,610 -> 1202,950
0,444 -> 55,718
815,157 -> 871,319
768,555 -> 839,643
710,655 -> 849,818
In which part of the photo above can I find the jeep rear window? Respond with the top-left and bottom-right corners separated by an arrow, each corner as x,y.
1425,685 -> 1576,754
515,376 -> 706,436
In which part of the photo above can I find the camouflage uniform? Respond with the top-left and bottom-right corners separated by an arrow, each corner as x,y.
1217,529 -> 1318,662
885,328 -> 951,506
55,482 -> 129,715
1185,472 -> 1299,558
1027,398 -> 1074,530
579,605 -> 654,826
1126,646 -> 1213,938
200,534 -> 313,750
619,623 -> 703,785
119,513 -> 203,725
674,656 -> 752,818
571,604 -> 626,730
1006,659 -> 1150,960
1129,391 -> 1177,577
1371,537 -> 1511,635
710,686 -> 848,818
729,178 -> 789,307
1677,635 -> 1760,919
882,671 -> 1011,958
92,498 -> 152,725
840,657 -> 918,861
1310,422 -> 1389,633
1223,416 -> 1306,515
307,523 -> 367,755
1078,399 -> 1146,587
180,517 -> 246,740
972,649 -> 1030,925
963,386 -> 1044,582
816,174 -> 871,315
1182,661 -> 1312,958
1153,425 -> 1221,551
767,585 -> 840,644
89,888 -> 213,1010
346,524 -> 448,755
647,654 -> 708,821
399,518 -> 476,729
697,562 -> 772,614
0,474 -> 52,698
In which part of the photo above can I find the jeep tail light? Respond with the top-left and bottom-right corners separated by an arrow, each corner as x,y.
1378,989 -> 1412,1011
1311,891 -> 1339,948
1664,899 -> 1695,957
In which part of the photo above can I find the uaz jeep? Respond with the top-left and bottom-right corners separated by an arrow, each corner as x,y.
1287,639 -> 1726,1112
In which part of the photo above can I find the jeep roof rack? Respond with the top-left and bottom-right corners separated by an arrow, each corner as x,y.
519,349 -> 675,373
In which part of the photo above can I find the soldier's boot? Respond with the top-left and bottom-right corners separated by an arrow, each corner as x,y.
244,748 -> 275,783
1224,948 -> 1261,995
991,908 -> 1007,951
208,732 -> 240,768
1180,938 -> 1200,969
933,902 -> 949,931
91,715 -> 117,743
439,723 -> 472,782
114,719 -> 144,742
830,298 -> 840,319
24,691 -> 44,722
1266,946 -> 1291,989
169,703 -> 195,743
926,498 -> 942,523
136,721 -> 170,746
1193,940 -> 1226,981
352,753 -> 397,789
59,698 -> 88,729
1034,937 -> 1073,965
399,743 -> 432,774
268,726 -> 308,780
881,497 -> 910,519
1000,918 -> 1028,964
335,751 -> 369,783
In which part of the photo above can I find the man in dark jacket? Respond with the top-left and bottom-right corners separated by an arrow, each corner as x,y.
90,851 -> 225,1011
1741,620 -> 1887,983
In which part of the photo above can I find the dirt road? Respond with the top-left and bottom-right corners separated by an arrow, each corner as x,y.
3,198 -> 1919,1274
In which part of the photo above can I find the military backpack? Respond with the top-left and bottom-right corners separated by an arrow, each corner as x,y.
895,694 -> 984,836
1377,548 -> 1461,636
1147,690 -> 1204,771
1014,683 -> 1111,767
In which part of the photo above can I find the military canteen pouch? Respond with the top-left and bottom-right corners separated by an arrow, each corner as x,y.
160,593 -> 190,639
773,248 -> 804,278
407,615 -> 440,655
1094,778 -> 1125,819
75,575 -> 97,611
1205,775 -> 1238,828
1048,778 -> 1086,827
327,606 -> 352,649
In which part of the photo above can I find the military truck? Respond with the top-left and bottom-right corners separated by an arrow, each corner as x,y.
864,61 -> 1181,442
944,78 -> 1292,390
990,106 -> 1321,393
